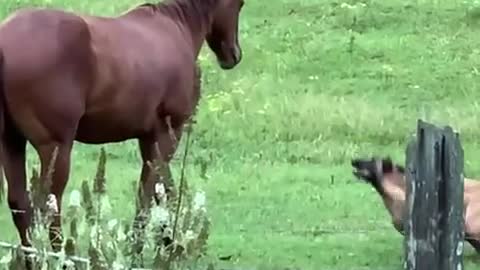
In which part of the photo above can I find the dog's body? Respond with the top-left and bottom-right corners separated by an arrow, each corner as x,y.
351,157 -> 480,252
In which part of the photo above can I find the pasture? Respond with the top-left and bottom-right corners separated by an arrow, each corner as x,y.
1,0 -> 480,269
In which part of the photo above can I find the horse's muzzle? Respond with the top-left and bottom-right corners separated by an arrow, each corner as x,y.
219,43 -> 242,70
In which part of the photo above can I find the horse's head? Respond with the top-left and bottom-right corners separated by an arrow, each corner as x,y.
206,0 -> 244,70
351,156 -> 405,193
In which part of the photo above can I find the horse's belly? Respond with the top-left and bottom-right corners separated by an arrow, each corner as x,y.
75,114 -> 151,144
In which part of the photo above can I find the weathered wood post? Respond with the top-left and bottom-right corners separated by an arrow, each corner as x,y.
404,120 -> 464,270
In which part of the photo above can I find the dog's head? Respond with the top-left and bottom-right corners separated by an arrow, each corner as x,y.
351,156 -> 405,192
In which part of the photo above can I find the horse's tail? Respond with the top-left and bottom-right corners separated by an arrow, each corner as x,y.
0,49 -> 5,202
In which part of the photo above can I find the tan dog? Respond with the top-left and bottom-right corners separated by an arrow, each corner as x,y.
351,156 -> 480,252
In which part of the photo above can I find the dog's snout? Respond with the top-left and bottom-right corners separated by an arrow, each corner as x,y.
351,159 -> 360,167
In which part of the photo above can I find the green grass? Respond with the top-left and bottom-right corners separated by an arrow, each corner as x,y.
2,0 -> 480,269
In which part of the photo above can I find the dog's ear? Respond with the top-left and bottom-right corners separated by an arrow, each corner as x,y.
382,157 -> 394,173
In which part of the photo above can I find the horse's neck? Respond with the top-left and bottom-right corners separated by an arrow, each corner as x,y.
153,0 -> 216,57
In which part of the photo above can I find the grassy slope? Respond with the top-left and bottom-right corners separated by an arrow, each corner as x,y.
1,0 -> 480,269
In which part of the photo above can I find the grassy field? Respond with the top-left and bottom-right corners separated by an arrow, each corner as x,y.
2,0 -> 480,269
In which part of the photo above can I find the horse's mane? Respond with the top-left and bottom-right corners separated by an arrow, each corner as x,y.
138,0 -> 219,30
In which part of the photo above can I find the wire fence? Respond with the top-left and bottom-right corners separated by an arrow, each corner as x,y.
0,241 -> 92,268
0,241 -> 157,270
0,238 -> 405,270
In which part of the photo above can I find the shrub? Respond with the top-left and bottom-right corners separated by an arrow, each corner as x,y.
0,125 -> 212,270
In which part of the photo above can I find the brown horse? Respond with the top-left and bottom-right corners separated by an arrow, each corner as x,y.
351,156 -> 480,253
0,0 -> 244,251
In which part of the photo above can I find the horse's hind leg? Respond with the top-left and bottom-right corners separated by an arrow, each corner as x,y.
2,127 -> 30,247
34,141 -> 74,252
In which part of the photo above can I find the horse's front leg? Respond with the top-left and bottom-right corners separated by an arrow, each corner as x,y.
35,141 -> 74,252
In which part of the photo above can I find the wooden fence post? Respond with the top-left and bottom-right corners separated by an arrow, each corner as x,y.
404,119 -> 464,270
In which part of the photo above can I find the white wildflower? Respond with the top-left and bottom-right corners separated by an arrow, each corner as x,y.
163,227 -> 173,238
112,261 -> 125,270
63,260 -> 75,270
90,224 -> 103,245
184,229 -> 195,241
151,206 -> 170,227
99,196 -> 112,216
340,2 -> 366,8
116,226 -> 127,242
68,190 -> 81,208
107,241 -> 115,250
155,182 -> 165,197
107,219 -> 118,232
155,183 -> 167,204
77,220 -> 87,236
46,194 -> 58,214
0,252 -> 12,264
340,3 -> 354,9
193,190 -> 206,212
